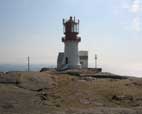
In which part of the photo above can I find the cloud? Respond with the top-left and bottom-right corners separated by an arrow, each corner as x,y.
131,0 -> 141,13
112,0 -> 141,32
130,0 -> 141,32
133,16 -> 140,32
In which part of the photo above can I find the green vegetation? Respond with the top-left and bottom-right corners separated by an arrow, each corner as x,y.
66,71 -> 80,77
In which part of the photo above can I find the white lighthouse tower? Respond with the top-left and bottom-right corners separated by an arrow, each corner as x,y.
61,16 -> 81,69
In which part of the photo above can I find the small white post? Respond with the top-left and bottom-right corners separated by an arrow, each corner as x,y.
95,54 -> 97,69
28,56 -> 30,72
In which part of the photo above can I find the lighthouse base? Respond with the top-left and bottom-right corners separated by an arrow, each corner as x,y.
57,51 -> 88,71
68,64 -> 81,69
58,64 -> 81,71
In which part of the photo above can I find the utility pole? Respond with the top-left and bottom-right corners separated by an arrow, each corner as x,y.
95,54 -> 97,69
28,56 -> 30,72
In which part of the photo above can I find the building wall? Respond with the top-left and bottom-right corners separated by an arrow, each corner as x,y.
79,51 -> 88,68
63,41 -> 81,68
57,52 -> 64,70
80,58 -> 88,68
57,50 -> 88,70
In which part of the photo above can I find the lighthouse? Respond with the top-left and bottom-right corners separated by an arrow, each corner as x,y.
57,16 -> 88,70
60,16 -> 81,69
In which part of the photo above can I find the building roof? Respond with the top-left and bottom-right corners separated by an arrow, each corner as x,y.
79,51 -> 88,56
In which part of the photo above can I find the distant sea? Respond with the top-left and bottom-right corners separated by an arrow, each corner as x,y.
0,64 -> 56,72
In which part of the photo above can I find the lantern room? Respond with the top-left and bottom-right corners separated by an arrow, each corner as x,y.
63,16 -> 79,34
62,16 -> 81,42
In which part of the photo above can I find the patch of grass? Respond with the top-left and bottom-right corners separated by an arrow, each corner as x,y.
66,72 -> 80,77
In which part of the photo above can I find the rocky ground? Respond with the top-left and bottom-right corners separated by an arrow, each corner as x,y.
0,69 -> 142,114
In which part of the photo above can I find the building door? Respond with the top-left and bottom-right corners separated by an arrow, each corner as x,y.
65,57 -> 68,64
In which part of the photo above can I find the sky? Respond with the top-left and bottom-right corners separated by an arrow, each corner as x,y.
0,0 -> 142,76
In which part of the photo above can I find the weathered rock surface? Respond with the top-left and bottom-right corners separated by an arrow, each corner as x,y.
0,70 -> 142,114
